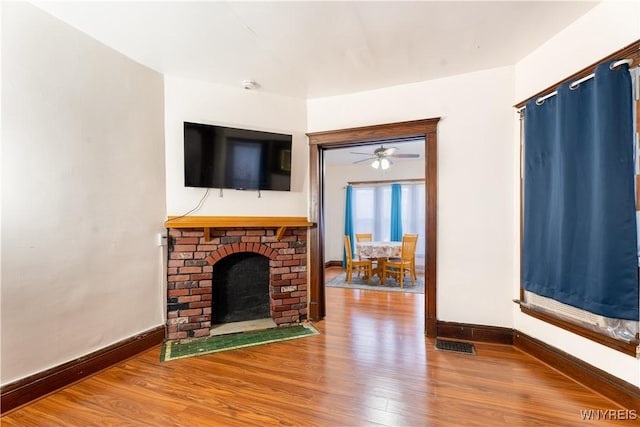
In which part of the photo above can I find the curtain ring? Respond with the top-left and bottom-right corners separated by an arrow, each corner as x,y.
535,98 -> 545,106
569,82 -> 580,90
610,58 -> 633,70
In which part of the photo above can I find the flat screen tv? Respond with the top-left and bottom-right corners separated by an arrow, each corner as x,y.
184,122 -> 292,191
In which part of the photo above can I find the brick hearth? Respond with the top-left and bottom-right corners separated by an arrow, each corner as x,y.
166,227 -> 308,340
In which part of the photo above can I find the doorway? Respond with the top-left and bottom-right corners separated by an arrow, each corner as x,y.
306,118 -> 440,336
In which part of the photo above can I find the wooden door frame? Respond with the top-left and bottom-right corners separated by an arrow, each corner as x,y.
306,118 -> 440,336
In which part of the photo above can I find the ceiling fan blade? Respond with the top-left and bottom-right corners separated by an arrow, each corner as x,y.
349,151 -> 374,156
389,153 -> 420,158
352,157 -> 376,164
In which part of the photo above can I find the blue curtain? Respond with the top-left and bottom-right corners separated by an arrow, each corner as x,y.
390,183 -> 403,241
522,62 -> 638,320
343,185 -> 355,267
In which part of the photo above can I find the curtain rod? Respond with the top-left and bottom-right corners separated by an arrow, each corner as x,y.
516,58 -> 633,113
346,178 -> 425,186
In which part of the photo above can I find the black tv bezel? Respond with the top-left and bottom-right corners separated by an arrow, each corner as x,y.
183,121 -> 292,191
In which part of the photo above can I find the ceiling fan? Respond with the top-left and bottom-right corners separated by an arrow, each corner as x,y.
351,145 -> 420,170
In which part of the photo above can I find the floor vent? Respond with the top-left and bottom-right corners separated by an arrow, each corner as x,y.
434,339 -> 476,355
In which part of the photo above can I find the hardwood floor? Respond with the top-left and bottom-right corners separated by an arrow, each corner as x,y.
2,267 -> 627,426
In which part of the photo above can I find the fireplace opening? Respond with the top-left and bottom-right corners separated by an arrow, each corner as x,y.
212,252 -> 270,324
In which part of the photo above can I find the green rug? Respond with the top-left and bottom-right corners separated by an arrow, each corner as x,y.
160,323 -> 320,361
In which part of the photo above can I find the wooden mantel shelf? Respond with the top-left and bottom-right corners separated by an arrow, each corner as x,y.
165,216 -> 314,241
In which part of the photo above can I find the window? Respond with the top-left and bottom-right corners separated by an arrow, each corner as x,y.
517,48 -> 640,354
353,185 -> 390,242
401,184 -> 426,258
352,182 -> 425,260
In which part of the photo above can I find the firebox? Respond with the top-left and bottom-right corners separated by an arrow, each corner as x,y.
212,252 -> 270,324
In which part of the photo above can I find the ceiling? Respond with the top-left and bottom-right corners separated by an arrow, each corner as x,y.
33,1 -> 598,100
323,139 -> 425,166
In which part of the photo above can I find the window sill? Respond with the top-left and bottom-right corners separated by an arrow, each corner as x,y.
517,303 -> 639,357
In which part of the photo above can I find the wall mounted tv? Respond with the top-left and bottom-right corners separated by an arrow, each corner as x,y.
184,122 -> 292,191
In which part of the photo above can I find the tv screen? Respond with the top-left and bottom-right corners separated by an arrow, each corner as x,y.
184,122 -> 292,191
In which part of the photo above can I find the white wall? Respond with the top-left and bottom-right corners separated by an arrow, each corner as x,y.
164,76 -> 308,217
515,0 -> 640,103
309,66 -> 516,328
513,1 -> 640,386
1,2 -> 166,385
324,160 -> 425,262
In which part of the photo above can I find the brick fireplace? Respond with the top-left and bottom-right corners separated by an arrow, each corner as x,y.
165,220 -> 310,341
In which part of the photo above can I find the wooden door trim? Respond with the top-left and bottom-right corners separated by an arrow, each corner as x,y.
307,118 -> 440,336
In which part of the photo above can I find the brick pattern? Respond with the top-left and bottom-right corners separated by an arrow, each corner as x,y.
166,227 -> 308,340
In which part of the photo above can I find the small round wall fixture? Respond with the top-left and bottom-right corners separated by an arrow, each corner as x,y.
242,79 -> 258,90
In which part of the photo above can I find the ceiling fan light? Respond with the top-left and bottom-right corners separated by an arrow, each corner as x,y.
380,158 -> 391,170
371,159 -> 380,169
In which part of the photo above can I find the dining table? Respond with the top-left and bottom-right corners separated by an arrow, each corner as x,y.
355,241 -> 402,279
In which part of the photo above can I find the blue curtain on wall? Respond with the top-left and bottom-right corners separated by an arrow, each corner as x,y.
522,62 -> 638,320
343,185 -> 355,267
390,183 -> 403,241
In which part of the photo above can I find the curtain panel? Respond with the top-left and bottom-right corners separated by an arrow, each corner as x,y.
522,62 -> 639,321
390,183 -> 403,241
343,185 -> 355,267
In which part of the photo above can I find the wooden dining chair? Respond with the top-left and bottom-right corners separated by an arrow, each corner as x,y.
355,233 -> 373,242
403,233 -> 419,281
354,233 -> 375,275
344,235 -> 372,283
381,234 -> 418,288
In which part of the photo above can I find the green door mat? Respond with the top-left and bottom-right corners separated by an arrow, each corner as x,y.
161,323 -> 320,362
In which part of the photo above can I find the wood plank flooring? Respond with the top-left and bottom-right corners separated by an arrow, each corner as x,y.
1,268 -> 628,426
